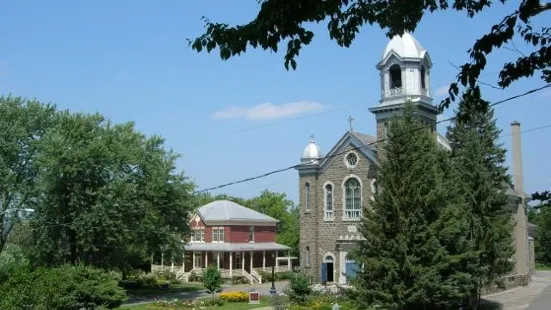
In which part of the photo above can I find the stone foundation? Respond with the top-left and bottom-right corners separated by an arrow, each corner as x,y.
481,273 -> 531,295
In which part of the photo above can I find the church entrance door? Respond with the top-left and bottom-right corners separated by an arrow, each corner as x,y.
322,255 -> 334,283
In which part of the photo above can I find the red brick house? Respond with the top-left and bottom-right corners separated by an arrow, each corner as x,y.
180,200 -> 292,283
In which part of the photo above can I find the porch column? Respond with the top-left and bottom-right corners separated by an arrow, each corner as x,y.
205,252 -> 208,267
287,250 -> 291,271
171,257 -> 174,272
250,251 -> 253,272
192,251 -> 196,269
182,253 -> 185,270
262,251 -> 266,271
229,252 -> 233,277
241,251 -> 245,271
217,252 -> 220,270
161,252 -> 164,268
275,251 -> 279,272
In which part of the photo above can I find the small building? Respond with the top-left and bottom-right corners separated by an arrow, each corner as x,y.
158,200 -> 293,283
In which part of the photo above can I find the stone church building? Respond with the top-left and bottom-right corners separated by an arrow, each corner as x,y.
296,33 -> 535,287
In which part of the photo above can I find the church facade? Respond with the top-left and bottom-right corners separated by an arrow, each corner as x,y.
296,33 -> 534,287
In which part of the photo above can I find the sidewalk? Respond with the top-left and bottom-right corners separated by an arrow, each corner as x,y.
482,271 -> 551,310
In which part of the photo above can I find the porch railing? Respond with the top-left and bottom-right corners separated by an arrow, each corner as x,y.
250,269 -> 262,284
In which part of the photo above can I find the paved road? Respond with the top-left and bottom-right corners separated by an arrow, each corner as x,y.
483,271 -> 551,310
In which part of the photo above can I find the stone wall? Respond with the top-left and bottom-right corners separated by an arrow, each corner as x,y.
299,144 -> 377,282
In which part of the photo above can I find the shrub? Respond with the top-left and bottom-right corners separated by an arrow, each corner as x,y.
285,271 -> 312,305
230,276 -> 249,285
204,298 -> 225,307
220,291 -> 248,302
0,264 -> 127,310
147,299 -> 208,309
203,264 -> 223,299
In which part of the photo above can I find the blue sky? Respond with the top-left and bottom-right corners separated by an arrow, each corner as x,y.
1,1 -> 549,204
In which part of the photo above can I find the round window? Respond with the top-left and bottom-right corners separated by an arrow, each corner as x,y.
346,152 -> 358,167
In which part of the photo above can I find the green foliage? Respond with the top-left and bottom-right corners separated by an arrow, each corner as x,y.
188,0 -> 551,115
285,271 -> 312,305
0,96 -> 57,254
0,244 -> 30,283
203,263 -> 223,299
353,102 -> 466,309
529,191 -> 551,264
446,100 -> 515,306
26,111 -> 195,273
0,264 -> 127,310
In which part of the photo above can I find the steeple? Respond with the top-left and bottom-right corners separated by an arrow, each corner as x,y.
369,32 -> 440,146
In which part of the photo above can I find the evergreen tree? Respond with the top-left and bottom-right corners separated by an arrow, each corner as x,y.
352,102 -> 463,310
446,98 -> 515,308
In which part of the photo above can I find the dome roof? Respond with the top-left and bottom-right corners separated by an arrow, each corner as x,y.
381,32 -> 427,61
301,136 -> 323,163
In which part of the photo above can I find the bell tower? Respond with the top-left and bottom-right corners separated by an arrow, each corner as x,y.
369,32 -> 440,144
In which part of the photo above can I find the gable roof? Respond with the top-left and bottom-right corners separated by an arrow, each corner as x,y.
196,200 -> 278,225
316,130 -> 379,173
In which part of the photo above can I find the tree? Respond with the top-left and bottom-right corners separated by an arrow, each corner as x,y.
446,98 -> 515,308
28,111 -> 196,275
0,97 -> 57,255
529,191 -> 551,264
203,263 -> 223,299
189,0 -> 550,115
285,271 -> 312,306
352,102 -> 464,309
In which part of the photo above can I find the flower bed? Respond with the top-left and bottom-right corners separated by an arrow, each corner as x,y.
146,299 -> 225,309
219,291 -> 248,302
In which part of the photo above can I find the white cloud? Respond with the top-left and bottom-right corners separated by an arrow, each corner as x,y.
212,101 -> 327,120
434,84 -> 451,97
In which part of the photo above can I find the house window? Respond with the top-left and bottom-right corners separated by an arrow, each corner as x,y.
305,246 -> 310,267
212,227 -> 225,243
190,228 -> 204,243
248,226 -> 255,242
305,183 -> 311,211
324,184 -> 333,220
344,178 -> 362,219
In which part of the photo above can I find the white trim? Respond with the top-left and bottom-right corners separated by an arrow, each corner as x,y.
342,174 -> 363,221
369,179 -> 377,202
344,150 -> 359,169
323,252 -> 336,263
323,181 -> 335,221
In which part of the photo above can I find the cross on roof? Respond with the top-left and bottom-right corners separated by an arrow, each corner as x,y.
348,116 -> 354,131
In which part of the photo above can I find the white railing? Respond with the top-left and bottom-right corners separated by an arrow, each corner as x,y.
250,269 -> 262,284
387,87 -> 403,97
241,269 -> 254,284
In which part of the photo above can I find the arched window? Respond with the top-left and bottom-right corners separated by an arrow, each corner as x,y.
324,184 -> 333,220
305,183 -> 311,211
305,246 -> 311,267
389,64 -> 402,90
344,178 -> 362,219
420,66 -> 426,89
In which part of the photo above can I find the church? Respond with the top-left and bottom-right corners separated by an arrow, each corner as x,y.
296,33 -> 535,287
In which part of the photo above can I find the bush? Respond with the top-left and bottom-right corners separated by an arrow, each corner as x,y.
0,264 -> 127,310
230,276 -> 249,285
0,244 -> 30,283
220,291 -> 249,302
203,264 -> 223,299
147,299 -> 208,309
285,271 -> 312,305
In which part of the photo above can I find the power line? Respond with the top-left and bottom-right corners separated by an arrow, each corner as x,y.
195,84 -> 551,193
181,71 -> 501,146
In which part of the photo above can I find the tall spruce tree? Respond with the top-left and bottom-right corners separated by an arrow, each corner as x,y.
352,102 -> 464,310
446,98 -> 515,308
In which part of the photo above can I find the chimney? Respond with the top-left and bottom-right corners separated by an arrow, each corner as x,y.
511,121 -> 524,199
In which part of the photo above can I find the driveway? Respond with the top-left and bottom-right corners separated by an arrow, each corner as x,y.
483,271 -> 551,310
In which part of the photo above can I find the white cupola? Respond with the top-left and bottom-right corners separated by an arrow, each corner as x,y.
301,135 -> 323,164
376,32 -> 433,106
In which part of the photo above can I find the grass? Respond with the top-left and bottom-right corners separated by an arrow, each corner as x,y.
120,296 -> 273,310
535,263 -> 551,270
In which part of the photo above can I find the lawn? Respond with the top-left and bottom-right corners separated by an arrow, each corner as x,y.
536,263 -> 551,270
120,296 -> 273,310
